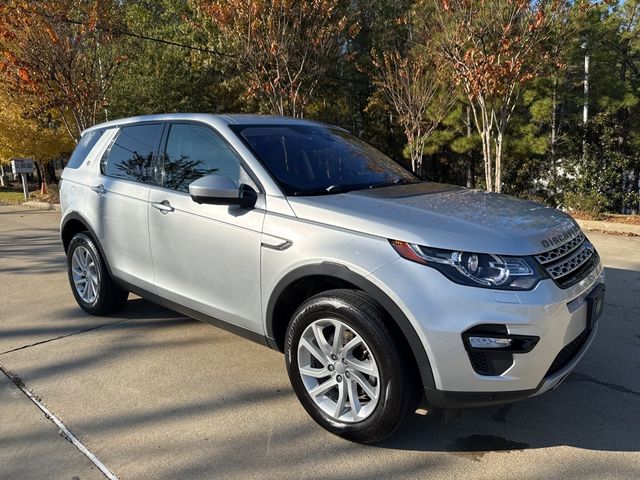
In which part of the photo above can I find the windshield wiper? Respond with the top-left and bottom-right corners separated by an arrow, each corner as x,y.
367,178 -> 421,189
292,179 -> 420,196
396,178 -> 421,185
291,184 -> 363,196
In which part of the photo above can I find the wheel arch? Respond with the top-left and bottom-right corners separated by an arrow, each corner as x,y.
266,262 -> 436,390
61,212 -> 114,277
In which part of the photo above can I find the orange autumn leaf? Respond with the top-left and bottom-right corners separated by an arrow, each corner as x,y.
17,67 -> 30,82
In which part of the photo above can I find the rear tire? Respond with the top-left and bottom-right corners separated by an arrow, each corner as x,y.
67,232 -> 128,315
285,289 -> 419,444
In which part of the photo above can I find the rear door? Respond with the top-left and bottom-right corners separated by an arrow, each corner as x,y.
148,122 -> 266,332
94,123 -> 164,291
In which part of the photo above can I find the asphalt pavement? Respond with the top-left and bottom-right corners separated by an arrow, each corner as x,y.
1,204 -> 639,479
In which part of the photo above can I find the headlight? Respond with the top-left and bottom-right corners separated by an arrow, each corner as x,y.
390,240 -> 545,290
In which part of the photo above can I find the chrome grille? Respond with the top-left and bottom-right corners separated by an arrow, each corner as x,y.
535,233 -> 598,288
535,232 -> 585,263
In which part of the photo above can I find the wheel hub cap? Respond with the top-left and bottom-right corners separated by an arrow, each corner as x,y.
297,318 -> 380,423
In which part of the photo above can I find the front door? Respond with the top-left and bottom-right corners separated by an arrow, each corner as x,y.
148,122 -> 265,333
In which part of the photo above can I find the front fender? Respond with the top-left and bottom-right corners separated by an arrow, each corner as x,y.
265,262 -> 436,390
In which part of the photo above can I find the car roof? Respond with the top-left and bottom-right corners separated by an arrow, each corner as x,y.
82,113 -> 331,136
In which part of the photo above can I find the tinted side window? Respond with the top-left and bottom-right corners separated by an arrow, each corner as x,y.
66,129 -> 103,169
101,124 -> 163,184
162,124 -> 243,192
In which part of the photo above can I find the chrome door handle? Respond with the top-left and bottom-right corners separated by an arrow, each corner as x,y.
151,200 -> 175,214
90,184 -> 106,195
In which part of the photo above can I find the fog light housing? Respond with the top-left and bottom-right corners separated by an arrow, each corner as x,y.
462,325 -> 540,376
468,336 -> 513,349
462,326 -> 539,354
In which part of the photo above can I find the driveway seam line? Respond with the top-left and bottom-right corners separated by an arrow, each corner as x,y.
0,364 -> 119,480
0,319 -> 131,356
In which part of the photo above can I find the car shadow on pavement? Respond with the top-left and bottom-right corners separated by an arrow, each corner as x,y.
101,296 -> 190,321
379,266 -> 640,455
0,298 -> 188,348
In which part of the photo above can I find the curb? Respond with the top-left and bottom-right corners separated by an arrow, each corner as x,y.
22,201 -> 61,212
575,218 -> 640,236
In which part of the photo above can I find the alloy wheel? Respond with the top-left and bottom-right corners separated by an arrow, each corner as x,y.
297,318 -> 380,423
71,246 -> 99,304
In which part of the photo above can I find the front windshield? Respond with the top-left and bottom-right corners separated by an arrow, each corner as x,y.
231,124 -> 419,195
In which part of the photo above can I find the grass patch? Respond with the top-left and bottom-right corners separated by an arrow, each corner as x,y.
0,190 -> 27,205
0,184 -> 60,205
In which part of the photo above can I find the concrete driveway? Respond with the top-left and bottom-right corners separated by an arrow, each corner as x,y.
1,204 -> 639,479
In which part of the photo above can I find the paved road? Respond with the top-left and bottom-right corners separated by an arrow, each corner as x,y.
1,204 -> 639,480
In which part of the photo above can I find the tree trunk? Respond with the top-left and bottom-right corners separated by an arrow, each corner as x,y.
415,136 -> 427,180
550,76 -> 558,198
412,148 -> 422,179
633,168 -> 640,215
46,162 -> 58,184
480,105 -> 494,192
481,130 -> 493,192
407,131 -> 419,176
466,106 -> 474,188
469,97 -> 495,192
34,161 -> 43,186
495,130 -> 503,193
582,46 -> 589,162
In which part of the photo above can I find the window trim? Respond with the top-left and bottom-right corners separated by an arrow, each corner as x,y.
99,121 -> 166,186
154,120 -> 264,195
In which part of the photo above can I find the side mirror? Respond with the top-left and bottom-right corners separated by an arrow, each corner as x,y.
189,174 -> 257,208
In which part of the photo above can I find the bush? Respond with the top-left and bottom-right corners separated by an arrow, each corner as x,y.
563,191 -> 608,218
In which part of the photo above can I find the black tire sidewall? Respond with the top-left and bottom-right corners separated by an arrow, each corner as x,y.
67,233 -> 108,314
285,292 -> 410,442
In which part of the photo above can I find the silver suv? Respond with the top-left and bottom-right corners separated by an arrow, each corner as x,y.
60,114 -> 605,443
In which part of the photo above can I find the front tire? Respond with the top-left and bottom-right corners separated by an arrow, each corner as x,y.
285,289 -> 419,444
67,232 -> 128,315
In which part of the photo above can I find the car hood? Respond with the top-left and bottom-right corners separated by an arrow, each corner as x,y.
286,182 -> 578,255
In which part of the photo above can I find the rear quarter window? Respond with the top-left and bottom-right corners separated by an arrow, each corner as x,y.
65,129 -> 104,169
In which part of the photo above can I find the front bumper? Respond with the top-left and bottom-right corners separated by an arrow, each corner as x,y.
369,256 -> 604,407
425,322 -> 599,408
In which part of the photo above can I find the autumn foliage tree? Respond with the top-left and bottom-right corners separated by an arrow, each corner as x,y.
0,86 -> 73,185
0,0 -> 124,141
194,0 -> 359,118
426,0 -> 571,192
370,45 -> 456,177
